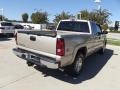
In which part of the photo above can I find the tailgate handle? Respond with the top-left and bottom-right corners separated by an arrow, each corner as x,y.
30,36 -> 36,41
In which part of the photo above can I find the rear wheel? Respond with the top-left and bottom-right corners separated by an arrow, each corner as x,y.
64,53 -> 84,77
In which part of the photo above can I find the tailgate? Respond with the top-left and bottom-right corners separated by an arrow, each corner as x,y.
17,31 -> 57,55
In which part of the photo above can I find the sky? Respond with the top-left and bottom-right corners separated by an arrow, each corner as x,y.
0,0 -> 120,23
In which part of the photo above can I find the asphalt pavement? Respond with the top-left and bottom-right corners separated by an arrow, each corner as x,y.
107,33 -> 120,40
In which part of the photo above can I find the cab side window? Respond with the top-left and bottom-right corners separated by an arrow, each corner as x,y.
96,24 -> 102,33
91,22 -> 102,35
91,22 -> 97,35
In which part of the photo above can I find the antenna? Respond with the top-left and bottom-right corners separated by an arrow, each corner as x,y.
94,0 -> 101,10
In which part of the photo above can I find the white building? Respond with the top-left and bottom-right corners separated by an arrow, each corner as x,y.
14,22 -> 47,30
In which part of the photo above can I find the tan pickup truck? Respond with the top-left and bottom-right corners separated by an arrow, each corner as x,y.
13,20 -> 108,76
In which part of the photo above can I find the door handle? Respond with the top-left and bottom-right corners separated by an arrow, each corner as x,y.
30,36 -> 36,41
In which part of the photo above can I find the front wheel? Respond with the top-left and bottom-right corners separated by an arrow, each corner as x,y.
98,47 -> 105,55
98,42 -> 106,55
64,53 -> 84,77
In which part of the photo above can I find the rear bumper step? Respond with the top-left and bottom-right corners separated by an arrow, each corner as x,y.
13,48 -> 59,69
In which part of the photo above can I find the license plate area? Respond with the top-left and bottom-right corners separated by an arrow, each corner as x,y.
29,53 -> 40,62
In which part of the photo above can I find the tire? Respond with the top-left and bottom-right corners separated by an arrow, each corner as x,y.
98,42 -> 106,55
27,61 -> 34,67
0,34 -> 4,38
98,47 -> 105,55
64,53 -> 84,77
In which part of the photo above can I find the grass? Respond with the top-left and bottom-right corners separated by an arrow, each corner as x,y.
107,38 -> 120,46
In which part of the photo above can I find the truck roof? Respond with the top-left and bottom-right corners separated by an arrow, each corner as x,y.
60,19 -> 90,22
60,19 -> 98,25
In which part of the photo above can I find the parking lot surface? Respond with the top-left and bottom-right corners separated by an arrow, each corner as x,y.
107,33 -> 120,40
0,38 -> 120,90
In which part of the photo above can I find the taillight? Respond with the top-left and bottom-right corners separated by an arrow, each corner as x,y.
15,33 -> 18,45
56,38 -> 65,56
0,27 -> 5,29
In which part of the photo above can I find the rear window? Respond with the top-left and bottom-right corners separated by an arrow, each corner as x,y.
1,22 -> 13,26
57,21 -> 90,33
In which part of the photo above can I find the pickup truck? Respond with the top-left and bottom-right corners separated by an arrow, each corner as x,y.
13,19 -> 108,76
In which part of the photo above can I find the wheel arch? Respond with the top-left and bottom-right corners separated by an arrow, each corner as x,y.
71,46 -> 87,65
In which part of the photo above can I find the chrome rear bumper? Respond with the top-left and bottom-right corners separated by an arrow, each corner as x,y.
13,48 -> 59,69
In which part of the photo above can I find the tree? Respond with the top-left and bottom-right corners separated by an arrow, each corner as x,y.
0,15 -> 7,21
80,9 -> 111,30
114,21 -> 119,31
91,9 -> 111,25
80,10 -> 89,20
22,13 -> 29,22
53,11 -> 73,24
0,15 -> 4,21
31,11 -> 48,24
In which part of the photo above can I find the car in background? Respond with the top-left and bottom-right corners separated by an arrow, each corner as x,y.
23,25 -> 34,30
14,24 -> 30,36
0,21 -> 14,37
14,24 -> 24,29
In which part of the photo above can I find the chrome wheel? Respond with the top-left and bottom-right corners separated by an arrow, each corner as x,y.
64,53 -> 84,77
74,57 -> 83,73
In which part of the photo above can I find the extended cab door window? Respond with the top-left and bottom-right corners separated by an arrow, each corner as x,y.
91,22 -> 102,35
96,24 -> 102,34
91,22 -> 97,35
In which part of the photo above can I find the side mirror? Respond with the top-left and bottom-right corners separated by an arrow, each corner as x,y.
102,31 -> 108,34
97,32 -> 102,35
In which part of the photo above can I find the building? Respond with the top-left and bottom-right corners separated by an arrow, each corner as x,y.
109,21 -> 120,31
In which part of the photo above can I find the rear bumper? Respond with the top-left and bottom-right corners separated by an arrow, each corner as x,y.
13,48 -> 60,69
